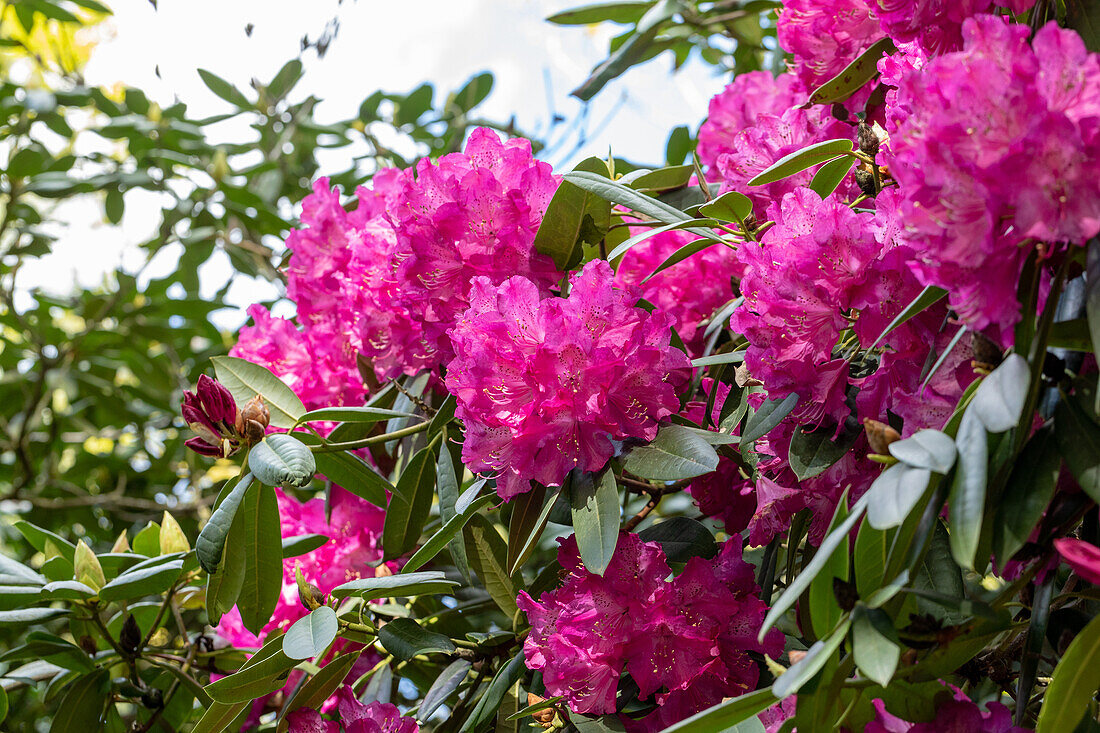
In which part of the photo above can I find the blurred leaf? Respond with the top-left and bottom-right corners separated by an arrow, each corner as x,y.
48,669 -> 108,733
197,69 -> 252,108
1037,613 -> 1100,732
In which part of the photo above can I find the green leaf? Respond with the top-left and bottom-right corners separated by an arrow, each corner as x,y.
437,448 -> 472,582
563,171 -> 721,240
1055,395 -> 1100,503
205,634 -> 296,703
533,157 -> 612,270
628,164 -> 695,192
305,439 -> 391,508
97,559 -> 183,602
249,434 -> 316,488
267,59 -> 304,100
948,410 -> 988,571
464,514 -> 523,619
104,188 -> 124,224
774,617 -> 852,698
378,617 -> 456,660
132,522 -> 160,557
569,0 -> 677,101
506,484 -> 550,574
868,286 -> 948,350
212,355 -> 306,428
851,605 -> 901,687
691,351 -> 746,368
570,471 -> 621,576
887,430 -> 956,474
661,687 -> 778,733
383,441 -> 439,560
622,423 -> 719,481
331,571 -> 458,601
13,521 -> 76,562
809,156 -> 857,199
809,492 -> 851,639
421,659 -> 472,721
48,669 -> 108,732
460,653 -> 528,732
742,393 -> 799,445
282,533 -> 330,558
698,191 -> 752,226
788,422 -> 859,481
452,71 -> 494,112
854,521 -> 891,599
865,463 -> 932,530
546,1 -> 654,25
606,218 -> 717,263
994,426 -> 1061,562
507,485 -> 561,576
637,517 -> 717,563
237,482 -> 283,636
192,702 -> 249,733
0,607 -> 69,626
1088,239 -> 1100,409
639,238 -> 722,284
1037,612 -> 1100,732
762,493 -> 869,639
808,37 -> 897,105
296,406 -> 418,425
197,69 -> 252,108
280,651 -> 362,728
969,354 -> 1029,432
197,473 -> 253,573
0,554 -> 45,586
283,606 -> 339,660
207,497 -> 248,626
747,139 -> 854,186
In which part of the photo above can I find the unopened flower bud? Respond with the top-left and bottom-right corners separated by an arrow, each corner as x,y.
970,332 -> 1003,372
120,613 -> 142,655
74,540 -> 106,591
788,650 -> 807,666
374,563 -> 394,579
237,395 -> 269,444
855,167 -> 877,197
527,693 -> 559,727
78,635 -> 98,655
863,418 -> 901,456
857,121 -> 880,158
159,511 -> 190,554
295,565 -> 325,610
110,531 -> 130,553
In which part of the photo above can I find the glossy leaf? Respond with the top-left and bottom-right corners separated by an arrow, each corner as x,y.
747,139 -> 854,186
279,651 -> 361,729
205,634 -> 296,703
533,157 -> 612,270
661,687 -> 778,733
809,155 -> 857,198
464,514 -> 523,619
948,410 -> 988,570
237,482 -> 283,636
808,37 -> 897,104
865,464 -> 932,530
742,393 -> 799,445
622,424 -> 720,481
852,605 -> 900,687
788,421 -> 859,481
420,659 -> 472,721
331,571 -> 458,601
212,355 -> 306,428
383,441 -> 439,560
97,559 -> 183,602
196,473 -> 253,573
378,618 -> 456,660
637,517 -> 717,563
969,354 -> 1029,432
570,470 -> 621,576
283,606 -> 339,660
868,286 -> 948,350
249,434 -> 316,488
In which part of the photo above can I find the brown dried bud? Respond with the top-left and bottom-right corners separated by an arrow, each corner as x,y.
237,395 -> 270,443
832,578 -> 859,612
78,635 -> 98,656
857,121 -> 880,158
527,693 -> 558,727
864,418 -> 901,455
788,650 -> 807,666
120,613 -> 142,655
854,167 -> 877,197
970,331 -> 1003,372
735,364 -> 763,388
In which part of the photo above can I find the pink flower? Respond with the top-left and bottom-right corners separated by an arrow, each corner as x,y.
445,260 -> 690,499
868,687 -> 1029,732
517,534 -> 783,729
287,686 -> 419,733
181,375 -> 240,457
874,0 -> 1036,55
384,128 -> 561,372
777,0 -> 882,92
696,71 -> 806,172
885,15 -> 1100,344
1054,538 -> 1100,584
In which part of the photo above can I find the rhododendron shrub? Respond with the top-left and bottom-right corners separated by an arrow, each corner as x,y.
18,3 -> 1100,732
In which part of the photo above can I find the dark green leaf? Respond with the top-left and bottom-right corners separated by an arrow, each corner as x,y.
205,634 -> 296,703
563,172 -> 721,240
1036,612 -> 1100,733
196,473 -> 253,573
851,605 -> 900,687
331,571 -> 458,601
212,355 -> 306,428
383,441 -> 439,560
853,521 -> 891,600
282,533 -> 330,558
460,653 -> 528,732
546,1 -> 654,25
282,651 -> 362,724
948,410 -> 988,570
249,434 -> 316,488
570,471 -> 621,576
283,607 -> 339,660
808,38 -> 897,105
98,559 -> 183,602
1055,395 -> 1100,502
237,483 -> 283,636
622,424 -> 719,481
48,669 -> 108,732
533,157 -> 612,270
868,286 -> 948,350
788,422 -> 860,481
747,139 -> 854,186
995,426 -> 1061,562
464,514 -> 523,619
421,659 -> 472,721
742,393 -> 799,445
637,517 -> 717,563
378,617 -> 456,660
307,441 -> 391,508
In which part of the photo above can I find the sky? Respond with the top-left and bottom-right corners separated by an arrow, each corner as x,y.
16,0 -> 731,322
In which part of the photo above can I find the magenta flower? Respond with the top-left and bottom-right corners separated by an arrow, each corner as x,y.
182,374 -> 240,457
287,686 -> 418,733
868,687 -> 1029,732
696,71 -> 805,172
445,260 -> 690,499
517,534 -> 783,729
874,0 -> 1035,55
384,127 -> 561,372
1054,538 -> 1100,584
777,0 -> 882,92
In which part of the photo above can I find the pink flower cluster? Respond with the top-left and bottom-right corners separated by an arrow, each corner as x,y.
287,686 -> 419,733
886,15 -> 1100,343
517,533 -> 783,731
777,0 -> 882,92
869,688 -> 1029,732
445,260 -> 690,499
